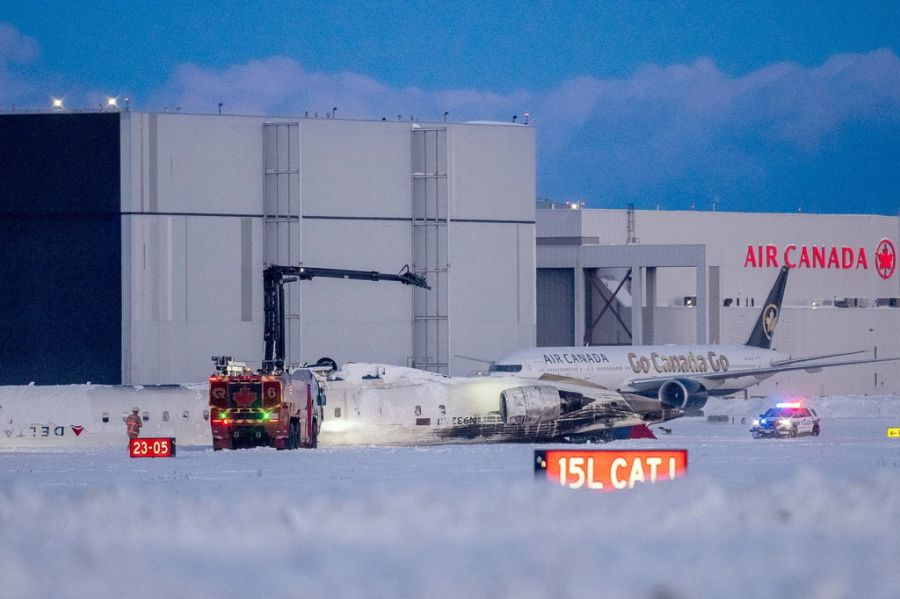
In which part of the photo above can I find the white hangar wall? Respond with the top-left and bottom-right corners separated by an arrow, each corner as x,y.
537,208 -> 900,395
121,113 -> 535,384
541,209 -> 899,305
120,113 -> 268,385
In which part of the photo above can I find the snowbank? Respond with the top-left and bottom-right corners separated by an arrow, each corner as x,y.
1,435 -> 899,598
704,394 -> 900,419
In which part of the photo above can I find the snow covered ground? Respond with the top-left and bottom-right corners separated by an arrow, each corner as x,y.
2,395 -> 900,599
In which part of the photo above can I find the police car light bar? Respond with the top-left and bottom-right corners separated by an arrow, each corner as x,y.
776,402 -> 803,408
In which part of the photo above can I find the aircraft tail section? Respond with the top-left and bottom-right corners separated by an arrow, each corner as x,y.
745,266 -> 789,349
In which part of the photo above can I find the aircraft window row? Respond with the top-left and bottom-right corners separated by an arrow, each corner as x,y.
102,410 -> 210,423
490,364 -> 522,373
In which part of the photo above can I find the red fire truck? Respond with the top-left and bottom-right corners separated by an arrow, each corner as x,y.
208,358 -> 327,450
208,265 -> 428,450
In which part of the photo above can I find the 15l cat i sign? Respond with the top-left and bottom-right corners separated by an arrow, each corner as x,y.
535,449 -> 688,491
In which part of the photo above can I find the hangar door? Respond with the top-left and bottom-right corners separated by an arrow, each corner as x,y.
537,268 -> 574,346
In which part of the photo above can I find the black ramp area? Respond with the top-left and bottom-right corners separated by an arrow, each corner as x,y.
0,112 -> 121,384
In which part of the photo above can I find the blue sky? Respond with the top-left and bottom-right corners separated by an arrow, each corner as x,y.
2,1 -> 899,215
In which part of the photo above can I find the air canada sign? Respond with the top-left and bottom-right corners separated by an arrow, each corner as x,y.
744,238 -> 896,280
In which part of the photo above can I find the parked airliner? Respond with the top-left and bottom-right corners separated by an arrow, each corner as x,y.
491,267 -> 898,411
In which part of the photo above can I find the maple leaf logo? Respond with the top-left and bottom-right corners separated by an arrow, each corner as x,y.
763,305 -> 778,339
233,386 -> 257,408
875,239 -> 896,280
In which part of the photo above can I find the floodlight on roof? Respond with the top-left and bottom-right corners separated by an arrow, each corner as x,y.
52,98 -> 64,110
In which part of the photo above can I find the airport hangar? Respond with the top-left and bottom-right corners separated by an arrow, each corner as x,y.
1,110 -> 897,396
1,110 -> 536,386
536,204 -> 900,396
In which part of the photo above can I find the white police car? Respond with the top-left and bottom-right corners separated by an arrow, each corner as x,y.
750,402 -> 821,439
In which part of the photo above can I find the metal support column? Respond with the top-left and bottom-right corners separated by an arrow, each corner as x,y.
708,265 -> 720,344
695,263 -> 708,344
630,266 -> 643,346
411,127 -> 449,373
574,267 -> 585,346
263,122 -> 302,365
644,266 -> 657,344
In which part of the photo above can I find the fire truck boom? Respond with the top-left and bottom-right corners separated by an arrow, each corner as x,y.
209,264 -> 428,451
262,265 -> 430,374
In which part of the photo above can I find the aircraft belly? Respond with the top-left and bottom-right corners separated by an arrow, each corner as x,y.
320,374 -> 662,445
318,417 -> 651,446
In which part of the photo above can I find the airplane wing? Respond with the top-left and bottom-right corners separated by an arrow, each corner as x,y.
625,354 -> 900,392
537,372 -> 612,389
554,392 -> 680,439
770,350 -> 868,366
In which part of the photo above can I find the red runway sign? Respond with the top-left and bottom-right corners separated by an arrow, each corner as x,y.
129,437 -> 176,458
535,449 -> 687,491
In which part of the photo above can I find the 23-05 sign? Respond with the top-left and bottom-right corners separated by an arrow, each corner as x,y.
129,437 -> 176,458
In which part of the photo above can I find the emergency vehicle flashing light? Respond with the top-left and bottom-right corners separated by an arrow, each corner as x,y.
776,402 -> 803,409
211,410 -> 277,424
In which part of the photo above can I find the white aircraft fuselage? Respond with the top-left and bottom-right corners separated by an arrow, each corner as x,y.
491,344 -> 789,397
491,266 -> 896,409
319,363 -> 672,445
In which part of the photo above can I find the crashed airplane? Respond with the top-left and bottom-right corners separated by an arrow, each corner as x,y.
317,363 -> 678,444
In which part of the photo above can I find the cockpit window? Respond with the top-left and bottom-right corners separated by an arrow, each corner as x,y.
490,364 -> 522,373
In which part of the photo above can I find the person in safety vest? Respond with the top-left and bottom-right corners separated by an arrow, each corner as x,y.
126,407 -> 143,439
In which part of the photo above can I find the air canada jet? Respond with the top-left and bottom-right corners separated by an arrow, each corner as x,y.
491,266 -> 899,413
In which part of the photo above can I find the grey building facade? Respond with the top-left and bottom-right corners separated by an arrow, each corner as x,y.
2,111 -> 536,385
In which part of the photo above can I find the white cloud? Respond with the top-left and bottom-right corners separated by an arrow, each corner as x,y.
2,22 -> 898,210
148,56 -> 522,122
147,49 -> 900,163
0,23 -> 40,105
0,23 -> 38,64
529,50 -> 900,205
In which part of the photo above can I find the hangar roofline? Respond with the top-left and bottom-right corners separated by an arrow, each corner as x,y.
0,108 -> 533,128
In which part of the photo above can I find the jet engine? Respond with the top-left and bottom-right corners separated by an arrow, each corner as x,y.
658,378 -> 708,411
499,386 -> 562,425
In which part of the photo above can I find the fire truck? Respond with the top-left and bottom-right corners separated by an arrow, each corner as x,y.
208,265 -> 429,450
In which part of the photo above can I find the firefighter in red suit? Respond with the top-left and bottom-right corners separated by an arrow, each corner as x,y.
126,407 -> 143,439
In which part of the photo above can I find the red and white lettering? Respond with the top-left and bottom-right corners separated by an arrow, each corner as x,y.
744,242 -> 888,275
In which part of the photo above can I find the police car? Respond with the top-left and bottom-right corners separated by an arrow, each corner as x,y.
750,402 -> 821,439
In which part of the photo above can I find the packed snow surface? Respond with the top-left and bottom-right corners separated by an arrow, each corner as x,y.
2,395 -> 900,598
